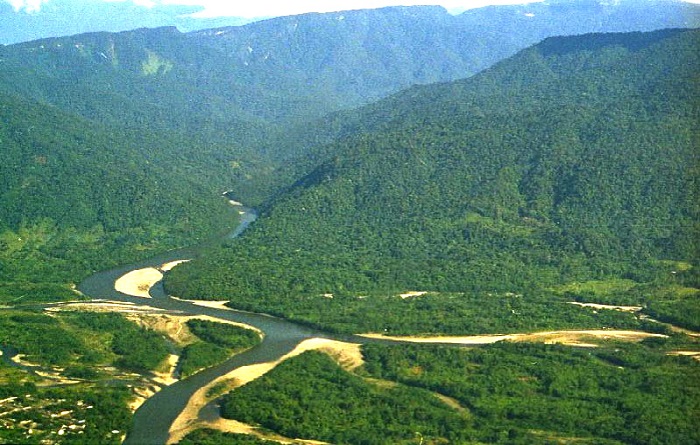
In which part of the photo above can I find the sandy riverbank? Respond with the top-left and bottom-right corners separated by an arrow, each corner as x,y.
359,329 -> 668,347
114,268 -> 163,298
568,302 -> 643,312
168,338 -> 361,444
113,259 -> 191,298
48,300 -> 263,413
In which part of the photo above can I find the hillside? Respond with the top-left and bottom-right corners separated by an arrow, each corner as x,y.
0,92 -> 239,299
166,29 -> 700,335
1,2 -> 697,207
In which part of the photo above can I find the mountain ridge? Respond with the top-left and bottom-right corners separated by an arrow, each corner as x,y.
165,28 -> 699,335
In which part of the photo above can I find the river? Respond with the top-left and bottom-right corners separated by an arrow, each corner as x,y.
76,209 -> 340,444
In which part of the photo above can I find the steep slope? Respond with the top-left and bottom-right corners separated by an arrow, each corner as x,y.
166,29 -> 699,334
0,92 -> 238,291
0,3 -> 697,207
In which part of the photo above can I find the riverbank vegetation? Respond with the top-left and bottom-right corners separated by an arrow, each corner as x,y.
216,340 -> 700,444
0,311 -> 174,443
221,350 -> 472,444
178,429 -> 273,444
179,319 -> 261,378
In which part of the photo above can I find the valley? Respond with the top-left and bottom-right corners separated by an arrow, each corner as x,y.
0,2 -> 699,444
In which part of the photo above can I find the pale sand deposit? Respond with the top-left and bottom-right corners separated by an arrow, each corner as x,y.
359,330 -> 667,347
126,313 -> 263,346
152,354 -> 180,386
667,351 -> 700,361
128,354 -> 180,411
160,260 -> 190,272
168,338 -> 361,444
399,291 -> 428,299
568,302 -> 643,312
114,267 -> 163,298
129,385 -> 158,412
180,299 -> 233,311
46,301 -> 169,314
113,259 -> 190,298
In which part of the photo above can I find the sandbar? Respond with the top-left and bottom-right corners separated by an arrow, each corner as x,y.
400,291 -> 428,299
568,302 -> 643,312
160,260 -> 190,271
114,267 -> 163,298
359,329 -> 667,347
113,258 -> 190,298
168,338 -> 361,444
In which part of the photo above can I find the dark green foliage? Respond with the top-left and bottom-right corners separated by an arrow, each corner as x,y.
0,312 -> 83,365
167,29 -> 700,335
66,312 -> 135,333
645,291 -> 700,331
185,319 -> 260,350
66,311 -> 170,372
0,282 -> 80,305
221,351 -> 472,444
362,342 -> 700,444
178,429 -> 273,445
216,290 -> 658,336
179,342 -> 229,378
0,90 -> 241,296
0,310 -> 169,372
112,328 -> 169,373
178,319 -> 260,378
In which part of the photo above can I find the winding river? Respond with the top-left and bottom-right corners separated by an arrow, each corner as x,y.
76,209 -> 365,444
74,207 -> 680,444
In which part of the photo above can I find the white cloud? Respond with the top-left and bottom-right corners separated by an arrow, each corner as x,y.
179,0 -> 547,18
7,0 -> 699,18
6,0 -> 49,13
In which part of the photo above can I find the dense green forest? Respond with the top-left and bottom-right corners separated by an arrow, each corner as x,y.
214,342 -> 700,444
166,29 -> 699,335
0,91 -> 242,302
0,311 -> 173,442
221,351 -> 472,444
178,429 -> 273,445
0,12 -> 698,444
179,319 -> 261,378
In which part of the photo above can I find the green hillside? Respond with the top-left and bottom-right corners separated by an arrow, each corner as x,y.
0,92 -> 238,297
166,29 -> 699,335
2,4 -> 697,206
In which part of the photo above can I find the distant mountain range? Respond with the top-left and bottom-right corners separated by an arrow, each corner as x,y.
2,1 -> 697,147
0,1 -> 698,285
2,0 -> 698,46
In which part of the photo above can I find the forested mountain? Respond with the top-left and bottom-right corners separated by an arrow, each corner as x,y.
166,28 -> 699,334
1,2 -> 697,207
0,3 -> 697,298
0,90 -> 241,291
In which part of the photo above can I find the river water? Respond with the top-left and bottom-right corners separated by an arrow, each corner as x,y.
76,209 -> 330,444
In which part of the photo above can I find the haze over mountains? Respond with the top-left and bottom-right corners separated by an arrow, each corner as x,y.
0,1 -> 698,286
1,2 -> 699,443
2,0 -> 697,45
2,1 -> 698,202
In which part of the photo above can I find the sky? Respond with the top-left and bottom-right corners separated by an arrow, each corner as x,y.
1,0 -> 559,18
3,0 -> 699,45
6,0 -> 700,17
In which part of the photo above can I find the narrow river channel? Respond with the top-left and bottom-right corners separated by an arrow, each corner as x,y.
76,209 -> 339,444
74,205 -> 672,444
